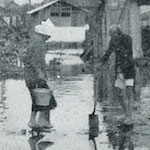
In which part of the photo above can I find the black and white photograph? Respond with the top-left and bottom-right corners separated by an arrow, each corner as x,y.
0,0 -> 150,150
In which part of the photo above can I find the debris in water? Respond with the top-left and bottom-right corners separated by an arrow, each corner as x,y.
21,129 -> 26,135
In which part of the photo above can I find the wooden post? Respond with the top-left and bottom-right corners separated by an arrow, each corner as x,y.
130,1 -> 143,102
130,1 -> 143,58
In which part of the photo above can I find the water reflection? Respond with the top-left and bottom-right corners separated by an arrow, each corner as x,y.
0,75 -> 149,150
107,124 -> 134,150
89,138 -> 98,150
28,135 -> 54,150
103,111 -> 135,150
0,75 -> 95,150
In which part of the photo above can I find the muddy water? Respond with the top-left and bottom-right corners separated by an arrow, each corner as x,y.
0,74 -> 110,150
0,75 -> 149,150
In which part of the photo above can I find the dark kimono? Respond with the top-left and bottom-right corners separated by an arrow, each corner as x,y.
22,39 -> 51,111
23,40 -> 47,88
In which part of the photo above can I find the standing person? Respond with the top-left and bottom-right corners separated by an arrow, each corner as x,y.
99,24 -> 135,124
22,30 -> 53,128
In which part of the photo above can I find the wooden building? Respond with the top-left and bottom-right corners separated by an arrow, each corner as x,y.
141,10 -> 150,27
27,0 -> 88,31
0,0 -> 23,27
1,1 -> 22,27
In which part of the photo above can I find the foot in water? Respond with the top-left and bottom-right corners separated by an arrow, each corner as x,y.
28,111 -> 38,128
28,120 -> 53,129
28,121 -> 39,128
37,123 -> 53,129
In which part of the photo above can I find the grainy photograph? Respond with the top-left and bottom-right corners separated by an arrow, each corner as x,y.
0,0 -> 150,150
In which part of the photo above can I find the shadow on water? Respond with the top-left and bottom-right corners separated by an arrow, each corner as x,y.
101,107 -> 135,150
89,118 -> 134,150
107,124 -> 134,150
90,138 -> 98,150
28,135 -> 54,150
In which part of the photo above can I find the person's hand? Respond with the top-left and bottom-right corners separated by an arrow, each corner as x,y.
37,69 -> 46,80
134,58 -> 147,67
46,80 -> 52,90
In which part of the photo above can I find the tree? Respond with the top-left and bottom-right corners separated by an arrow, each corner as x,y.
0,4 -> 32,78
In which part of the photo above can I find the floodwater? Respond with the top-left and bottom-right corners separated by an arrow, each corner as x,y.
0,74 -> 149,150
45,49 -> 84,65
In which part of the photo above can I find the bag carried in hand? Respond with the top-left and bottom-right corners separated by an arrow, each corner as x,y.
46,79 -> 57,109
50,94 -> 57,109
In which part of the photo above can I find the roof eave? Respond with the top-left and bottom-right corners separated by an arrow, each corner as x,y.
138,0 -> 150,5
27,0 -> 60,15
27,0 -> 90,15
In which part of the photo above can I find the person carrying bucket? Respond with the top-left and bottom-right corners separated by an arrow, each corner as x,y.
99,24 -> 135,124
21,27 -> 56,128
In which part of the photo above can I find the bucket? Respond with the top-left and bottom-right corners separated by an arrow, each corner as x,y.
33,88 -> 52,106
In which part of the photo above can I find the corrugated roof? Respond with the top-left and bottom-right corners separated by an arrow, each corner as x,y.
27,0 -> 59,15
65,0 -> 101,7
140,11 -> 150,20
27,0 -> 100,15
140,6 -> 150,14
138,0 -> 150,5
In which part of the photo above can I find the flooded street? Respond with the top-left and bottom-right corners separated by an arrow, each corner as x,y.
1,0 -> 150,149
0,74 -> 110,150
0,74 -> 150,150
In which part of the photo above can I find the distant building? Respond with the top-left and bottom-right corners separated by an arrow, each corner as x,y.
27,0 -> 100,30
141,10 -> 150,27
138,0 -> 150,5
1,1 -> 22,27
27,0 -> 89,28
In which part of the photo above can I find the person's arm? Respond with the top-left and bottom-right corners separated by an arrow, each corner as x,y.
37,68 -> 47,80
30,42 -> 47,80
99,39 -> 114,63
122,35 -> 134,69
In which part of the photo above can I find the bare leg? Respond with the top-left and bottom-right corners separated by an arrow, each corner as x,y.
35,80 -> 53,128
115,87 -> 128,115
125,86 -> 134,117
28,88 -> 38,128
37,110 -> 52,128
28,111 -> 38,128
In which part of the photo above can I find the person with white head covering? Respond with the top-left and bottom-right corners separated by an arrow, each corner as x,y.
100,24 -> 135,124
22,26 -> 56,129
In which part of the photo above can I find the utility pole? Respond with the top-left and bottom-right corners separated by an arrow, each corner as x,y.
29,0 -> 31,5
130,0 -> 143,102
130,1 -> 143,58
